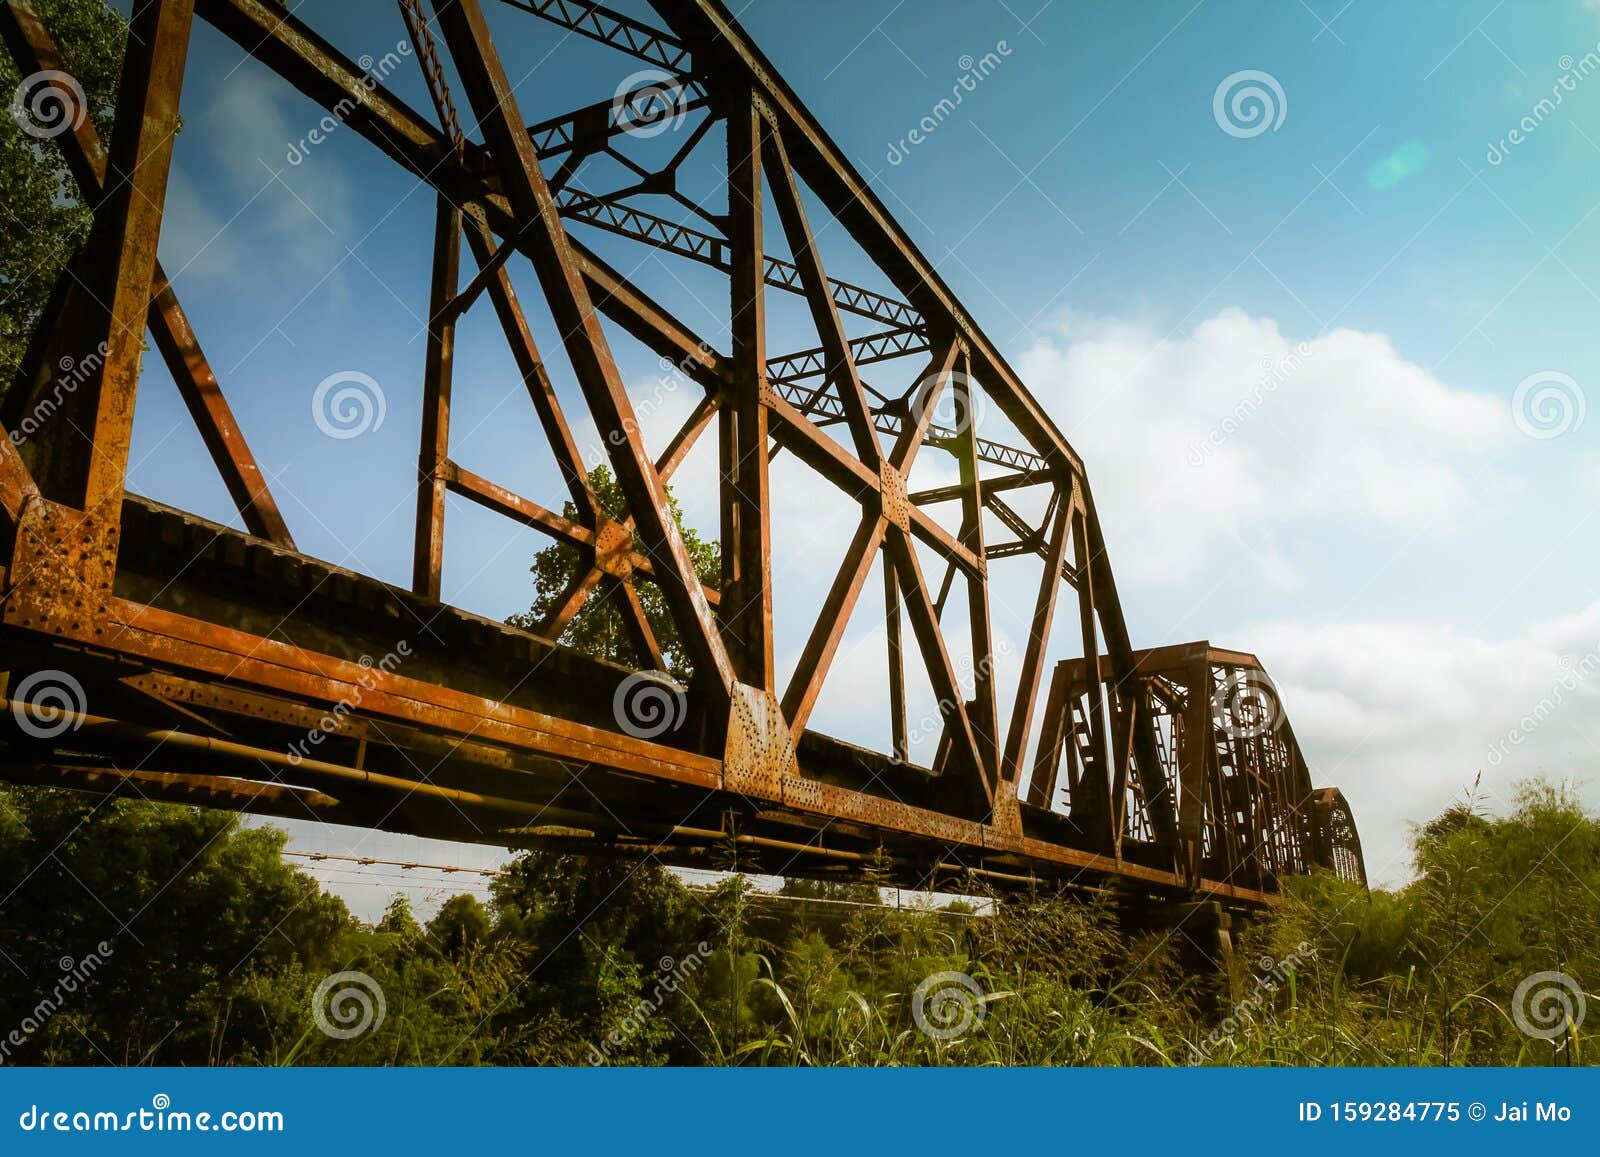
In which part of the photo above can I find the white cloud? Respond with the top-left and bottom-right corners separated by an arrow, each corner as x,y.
1003,306 -> 1600,885
159,167 -> 242,282
162,68 -> 352,290
1578,456 -> 1600,497
1250,602 -> 1600,886
540,310 -> 1600,897
1016,308 -> 1508,584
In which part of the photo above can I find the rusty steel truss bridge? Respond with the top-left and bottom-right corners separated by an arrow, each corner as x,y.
0,0 -> 1364,912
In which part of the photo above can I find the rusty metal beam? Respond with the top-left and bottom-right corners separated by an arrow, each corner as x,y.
1002,490 -> 1072,783
761,120 -> 881,472
33,0 -> 191,518
0,0 -> 291,548
885,525 -> 990,802
413,197 -> 462,600
495,0 -> 696,78
781,512 -> 885,736
656,0 -> 1082,478
720,92 -> 774,690
953,357 -> 997,782
432,0 -> 733,698
0,423 -> 38,524
765,327 -> 929,388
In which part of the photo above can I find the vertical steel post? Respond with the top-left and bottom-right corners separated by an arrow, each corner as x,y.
721,91 -> 773,690
413,196 -> 462,600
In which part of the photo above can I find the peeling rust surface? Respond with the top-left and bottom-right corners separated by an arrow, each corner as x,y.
722,681 -> 794,801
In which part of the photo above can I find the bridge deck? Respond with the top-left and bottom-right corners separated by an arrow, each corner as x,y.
3,496 -> 1282,906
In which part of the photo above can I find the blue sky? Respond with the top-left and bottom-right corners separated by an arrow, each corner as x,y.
104,0 -> 1600,906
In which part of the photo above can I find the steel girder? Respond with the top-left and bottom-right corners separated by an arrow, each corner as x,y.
1032,642 -> 1368,891
0,0 -> 1363,908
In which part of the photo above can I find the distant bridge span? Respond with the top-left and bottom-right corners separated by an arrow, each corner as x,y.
0,0 -> 1364,909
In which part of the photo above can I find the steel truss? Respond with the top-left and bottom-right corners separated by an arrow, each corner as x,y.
0,0 -> 1363,907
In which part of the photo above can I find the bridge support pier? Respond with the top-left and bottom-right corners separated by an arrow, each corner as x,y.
1131,899 -> 1236,1009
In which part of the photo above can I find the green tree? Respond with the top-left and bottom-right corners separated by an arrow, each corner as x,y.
0,787 -> 351,1065
0,0 -> 127,395
279,893 -> 528,1067
763,877 -> 881,944
508,465 -> 719,680
775,929 -> 853,1037
428,894 -> 492,960
485,850 -> 705,1064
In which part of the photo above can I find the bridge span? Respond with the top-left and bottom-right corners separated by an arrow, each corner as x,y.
0,0 -> 1364,911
